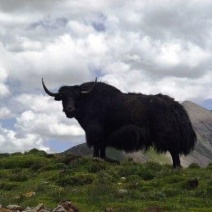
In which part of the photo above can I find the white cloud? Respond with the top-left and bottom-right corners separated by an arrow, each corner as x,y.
5,34 -> 94,90
15,94 -> 61,114
49,123 -> 84,137
0,0 -> 60,13
0,0 -> 212,153
15,94 -> 84,139
0,107 -> 13,119
101,69 -> 212,103
0,84 -> 10,99
0,68 -> 10,98
155,41 -> 211,70
0,125 -> 49,153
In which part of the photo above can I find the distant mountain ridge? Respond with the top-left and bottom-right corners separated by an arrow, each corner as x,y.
180,101 -> 212,167
64,101 -> 212,167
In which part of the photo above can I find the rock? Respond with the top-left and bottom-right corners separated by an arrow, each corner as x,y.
117,189 -> 128,198
118,189 -> 128,194
23,203 -> 46,212
52,206 -> 65,212
185,178 -> 199,189
7,205 -> 23,211
59,201 -> 78,212
33,204 -> 44,211
23,207 -> 36,212
105,208 -> 113,212
1,201 -> 78,212
120,177 -> 126,181
24,207 -> 31,211
24,192 -> 36,198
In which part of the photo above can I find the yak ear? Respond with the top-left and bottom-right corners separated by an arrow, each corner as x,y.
54,95 -> 62,101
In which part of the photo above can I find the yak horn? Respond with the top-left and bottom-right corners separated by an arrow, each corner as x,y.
42,78 -> 58,97
81,77 -> 97,94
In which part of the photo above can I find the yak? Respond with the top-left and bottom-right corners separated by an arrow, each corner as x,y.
42,78 -> 196,168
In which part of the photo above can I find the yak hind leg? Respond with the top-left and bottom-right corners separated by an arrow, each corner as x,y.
93,146 -> 106,158
93,146 -> 99,157
95,146 -> 119,164
100,146 -> 106,158
170,151 -> 182,169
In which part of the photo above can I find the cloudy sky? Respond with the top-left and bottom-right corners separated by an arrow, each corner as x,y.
0,0 -> 212,153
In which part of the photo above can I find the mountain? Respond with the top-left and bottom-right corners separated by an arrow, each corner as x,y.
64,101 -> 212,167
180,101 -> 212,167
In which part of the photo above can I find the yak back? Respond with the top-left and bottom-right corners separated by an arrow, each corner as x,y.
80,81 -> 121,96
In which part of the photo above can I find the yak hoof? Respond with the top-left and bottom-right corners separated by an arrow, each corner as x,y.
173,164 -> 182,169
92,157 -> 104,162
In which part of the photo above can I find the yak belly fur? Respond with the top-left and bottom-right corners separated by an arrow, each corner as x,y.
108,125 -> 151,152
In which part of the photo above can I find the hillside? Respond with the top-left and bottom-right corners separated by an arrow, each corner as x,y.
0,150 -> 211,211
65,101 -> 212,167
180,101 -> 212,167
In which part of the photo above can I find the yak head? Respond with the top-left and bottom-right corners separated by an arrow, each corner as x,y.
42,78 -> 97,118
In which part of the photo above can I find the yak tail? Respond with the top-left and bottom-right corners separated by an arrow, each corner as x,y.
175,105 -> 197,155
149,99 -> 197,155
181,120 -> 197,155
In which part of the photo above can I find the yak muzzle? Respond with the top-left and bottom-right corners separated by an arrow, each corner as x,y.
66,106 -> 75,113
63,106 -> 76,118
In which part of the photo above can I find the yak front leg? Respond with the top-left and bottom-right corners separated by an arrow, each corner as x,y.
93,146 -> 100,157
93,145 -> 106,158
86,122 -> 105,158
100,146 -> 106,158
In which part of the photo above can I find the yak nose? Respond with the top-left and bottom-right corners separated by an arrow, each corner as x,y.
66,106 -> 75,113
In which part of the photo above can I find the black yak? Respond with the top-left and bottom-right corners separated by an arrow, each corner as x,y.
42,78 -> 196,168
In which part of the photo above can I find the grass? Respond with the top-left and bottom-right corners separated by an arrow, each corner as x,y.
0,149 -> 211,211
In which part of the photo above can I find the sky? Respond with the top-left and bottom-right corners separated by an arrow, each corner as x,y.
0,0 -> 212,153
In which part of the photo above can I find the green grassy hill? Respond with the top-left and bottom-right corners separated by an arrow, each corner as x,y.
0,149 -> 211,212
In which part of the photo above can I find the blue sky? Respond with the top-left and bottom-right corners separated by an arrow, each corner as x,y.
0,0 -> 212,153
200,99 -> 212,110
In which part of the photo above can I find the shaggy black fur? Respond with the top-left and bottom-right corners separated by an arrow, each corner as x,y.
43,80 -> 197,168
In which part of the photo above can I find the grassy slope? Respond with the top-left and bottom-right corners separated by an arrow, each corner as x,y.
65,143 -> 179,167
0,149 -> 211,212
